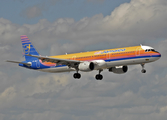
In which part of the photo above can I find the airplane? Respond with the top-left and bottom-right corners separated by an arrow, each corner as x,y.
7,35 -> 161,80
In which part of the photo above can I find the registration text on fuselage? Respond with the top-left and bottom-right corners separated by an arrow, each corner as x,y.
94,49 -> 126,55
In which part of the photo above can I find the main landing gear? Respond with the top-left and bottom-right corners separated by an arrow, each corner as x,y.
73,72 -> 81,79
95,70 -> 103,80
141,63 -> 146,73
73,70 -> 104,80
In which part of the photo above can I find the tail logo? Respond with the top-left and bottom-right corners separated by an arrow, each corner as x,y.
23,44 -> 31,54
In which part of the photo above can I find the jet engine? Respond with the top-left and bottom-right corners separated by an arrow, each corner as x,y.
78,62 -> 94,72
109,66 -> 128,74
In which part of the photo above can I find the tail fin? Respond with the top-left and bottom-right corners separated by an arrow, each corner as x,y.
21,35 -> 39,61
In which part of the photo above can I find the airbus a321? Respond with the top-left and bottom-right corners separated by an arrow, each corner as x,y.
7,35 -> 161,80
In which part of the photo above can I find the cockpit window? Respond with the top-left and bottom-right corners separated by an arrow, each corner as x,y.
145,49 -> 155,52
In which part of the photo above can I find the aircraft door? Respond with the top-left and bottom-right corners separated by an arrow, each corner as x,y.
36,60 -> 40,68
135,47 -> 141,56
107,53 -> 111,60
72,56 -> 76,60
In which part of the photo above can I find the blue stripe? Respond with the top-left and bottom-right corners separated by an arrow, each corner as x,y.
22,42 -> 31,44
36,55 -> 161,69
22,40 -> 30,42
152,55 -> 161,57
22,38 -> 29,40
105,55 -> 160,62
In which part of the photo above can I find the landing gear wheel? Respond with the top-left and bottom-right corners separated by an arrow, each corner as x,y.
141,69 -> 146,73
77,73 -> 81,78
95,70 -> 103,80
73,73 -> 81,79
141,64 -> 146,73
95,74 -> 103,80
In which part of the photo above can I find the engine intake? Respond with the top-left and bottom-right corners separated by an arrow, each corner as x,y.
109,66 -> 128,74
78,62 -> 94,72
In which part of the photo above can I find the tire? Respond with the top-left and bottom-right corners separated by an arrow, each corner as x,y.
95,74 -> 103,80
141,69 -> 146,73
73,73 -> 81,79
73,73 -> 77,78
77,73 -> 81,79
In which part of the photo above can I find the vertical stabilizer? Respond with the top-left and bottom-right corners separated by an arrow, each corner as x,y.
21,35 -> 39,61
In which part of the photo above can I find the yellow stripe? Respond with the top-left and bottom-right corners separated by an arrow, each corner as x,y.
50,46 -> 142,60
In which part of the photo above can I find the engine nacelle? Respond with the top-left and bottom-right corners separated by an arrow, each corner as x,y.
92,60 -> 107,70
78,62 -> 94,72
109,66 -> 128,74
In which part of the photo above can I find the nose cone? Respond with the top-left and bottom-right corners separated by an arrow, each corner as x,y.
157,52 -> 161,57
154,52 -> 161,60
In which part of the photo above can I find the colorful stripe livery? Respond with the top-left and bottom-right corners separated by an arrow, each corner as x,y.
31,45 -> 161,70
21,35 -> 39,61
6,35 -> 161,80
47,46 -> 160,65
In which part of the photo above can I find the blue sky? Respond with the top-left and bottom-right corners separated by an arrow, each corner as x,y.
0,0 -> 130,25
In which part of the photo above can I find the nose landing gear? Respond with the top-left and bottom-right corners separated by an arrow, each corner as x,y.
141,63 -> 146,73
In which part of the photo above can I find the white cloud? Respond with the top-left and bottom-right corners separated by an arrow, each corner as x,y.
0,0 -> 167,119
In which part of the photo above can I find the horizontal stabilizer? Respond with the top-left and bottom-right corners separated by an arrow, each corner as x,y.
6,60 -> 31,66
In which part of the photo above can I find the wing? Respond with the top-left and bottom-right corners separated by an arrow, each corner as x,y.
26,54 -> 81,67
